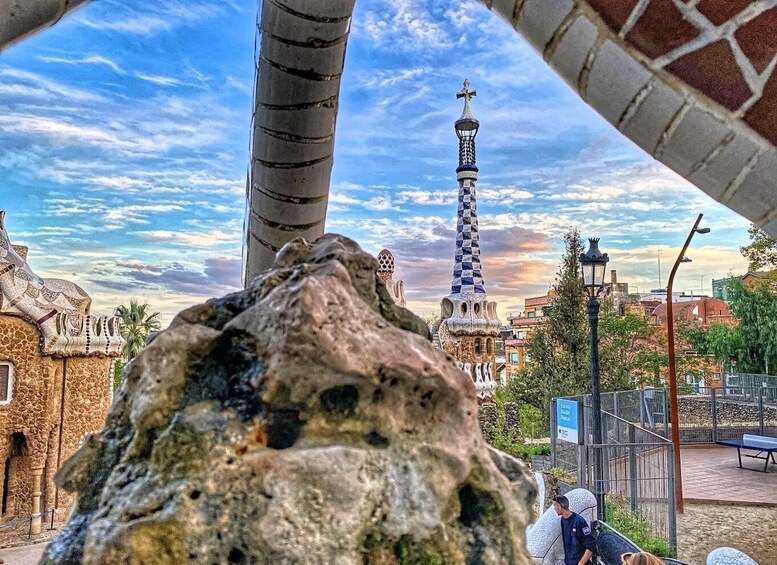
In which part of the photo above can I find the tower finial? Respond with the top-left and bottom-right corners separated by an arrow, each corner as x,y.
456,79 -> 477,121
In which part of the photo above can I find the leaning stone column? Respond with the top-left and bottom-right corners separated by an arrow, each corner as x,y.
30,466 -> 43,534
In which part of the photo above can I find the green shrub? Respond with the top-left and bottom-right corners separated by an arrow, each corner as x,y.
487,427 -> 550,462
519,404 -> 543,439
112,359 -> 125,394
604,499 -> 671,557
546,467 -> 575,484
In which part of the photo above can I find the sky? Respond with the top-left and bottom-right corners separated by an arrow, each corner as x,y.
0,0 -> 751,325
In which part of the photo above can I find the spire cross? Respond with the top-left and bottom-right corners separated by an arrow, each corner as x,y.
457,79 -> 476,103
456,79 -> 477,121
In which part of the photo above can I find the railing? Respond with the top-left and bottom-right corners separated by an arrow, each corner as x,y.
0,509 -> 59,543
559,381 -> 777,445
550,399 -> 676,556
680,385 -> 777,444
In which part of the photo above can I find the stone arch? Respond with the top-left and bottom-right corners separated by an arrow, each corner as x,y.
241,0 -> 777,277
1,3 -> 774,278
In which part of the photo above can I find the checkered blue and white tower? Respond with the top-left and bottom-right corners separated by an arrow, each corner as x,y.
437,80 -> 501,399
441,80 -> 500,337
451,79 -> 484,296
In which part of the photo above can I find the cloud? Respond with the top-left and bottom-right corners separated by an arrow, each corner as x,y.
358,0 -> 469,51
75,1 -> 234,36
0,69 -> 105,102
38,55 -> 125,74
363,67 -> 431,89
132,229 -> 240,247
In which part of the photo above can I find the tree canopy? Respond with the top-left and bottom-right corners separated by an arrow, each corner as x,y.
682,279 -> 777,375
740,224 -> 777,272
115,299 -> 162,361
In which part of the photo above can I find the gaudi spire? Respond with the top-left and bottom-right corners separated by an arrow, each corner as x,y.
452,79 -> 484,295
434,80 -> 501,401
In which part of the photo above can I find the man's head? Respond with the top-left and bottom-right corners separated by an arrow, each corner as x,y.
552,495 -> 570,516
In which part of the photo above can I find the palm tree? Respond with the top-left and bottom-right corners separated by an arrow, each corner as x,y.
115,299 -> 162,361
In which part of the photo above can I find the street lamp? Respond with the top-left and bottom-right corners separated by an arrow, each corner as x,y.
666,214 -> 709,514
580,237 -> 609,521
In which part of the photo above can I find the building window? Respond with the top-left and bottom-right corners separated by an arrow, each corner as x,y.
0,363 -> 13,405
474,338 -> 481,354
510,353 -> 519,363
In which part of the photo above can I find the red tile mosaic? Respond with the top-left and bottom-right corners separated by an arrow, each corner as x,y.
734,7 -> 777,74
745,70 -> 777,145
626,0 -> 700,59
666,40 -> 753,111
696,0 -> 753,26
587,0 -> 639,31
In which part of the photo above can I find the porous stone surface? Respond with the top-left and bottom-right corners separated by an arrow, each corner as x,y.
706,547 -> 758,565
503,402 -> 521,437
479,402 -> 499,441
41,234 -> 535,565
0,315 -> 113,520
678,396 -> 777,426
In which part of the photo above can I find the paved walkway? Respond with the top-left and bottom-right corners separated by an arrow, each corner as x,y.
0,541 -> 47,564
681,445 -> 777,504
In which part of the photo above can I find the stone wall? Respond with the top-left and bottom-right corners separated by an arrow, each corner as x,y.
678,396 -> 777,427
58,356 -> 113,507
0,314 -> 114,520
0,315 -> 60,519
479,402 -> 498,441
457,335 -> 497,366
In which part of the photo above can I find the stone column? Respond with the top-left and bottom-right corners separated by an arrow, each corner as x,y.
30,466 -> 43,534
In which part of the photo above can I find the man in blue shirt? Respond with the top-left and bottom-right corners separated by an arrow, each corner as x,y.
553,495 -> 597,565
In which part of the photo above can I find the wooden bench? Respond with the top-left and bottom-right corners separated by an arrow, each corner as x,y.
716,434 -> 777,473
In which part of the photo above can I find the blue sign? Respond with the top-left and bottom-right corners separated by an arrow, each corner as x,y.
556,399 -> 582,444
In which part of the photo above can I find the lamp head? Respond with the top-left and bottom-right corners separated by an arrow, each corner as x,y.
694,227 -> 711,234
579,238 -> 610,296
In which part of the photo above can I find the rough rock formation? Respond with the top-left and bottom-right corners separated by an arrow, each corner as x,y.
479,402 -> 499,442
503,402 -> 521,438
41,235 -> 535,565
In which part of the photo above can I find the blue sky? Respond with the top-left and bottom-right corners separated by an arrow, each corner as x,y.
0,0 -> 750,324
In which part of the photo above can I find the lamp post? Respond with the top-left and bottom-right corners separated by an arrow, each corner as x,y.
580,237 -> 609,521
666,213 -> 710,514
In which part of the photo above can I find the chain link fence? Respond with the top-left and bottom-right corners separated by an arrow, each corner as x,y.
551,397 -> 677,556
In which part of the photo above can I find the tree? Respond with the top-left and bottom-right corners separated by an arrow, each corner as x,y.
510,228 -> 589,422
740,224 -> 777,272
682,279 -> 777,375
598,312 -> 667,391
682,321 -> 742,368
115,299 -> 162,361
728,279 -> 777,374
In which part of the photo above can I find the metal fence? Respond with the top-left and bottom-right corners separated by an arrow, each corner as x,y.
559,381 -> 777,444
680,385 -> 777,444
557,388 -> 671,437
551,399 -> 677,556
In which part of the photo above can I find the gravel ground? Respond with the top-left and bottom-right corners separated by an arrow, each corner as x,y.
0,541 -> 48,564
677,502 -> 777,564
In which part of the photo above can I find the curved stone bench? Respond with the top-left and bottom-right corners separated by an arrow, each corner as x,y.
527,487 -> 596,565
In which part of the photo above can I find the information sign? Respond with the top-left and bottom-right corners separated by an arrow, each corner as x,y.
556,399 -> 583,445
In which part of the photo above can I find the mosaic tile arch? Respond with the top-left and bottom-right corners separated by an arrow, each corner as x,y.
0,210 -> 123,356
